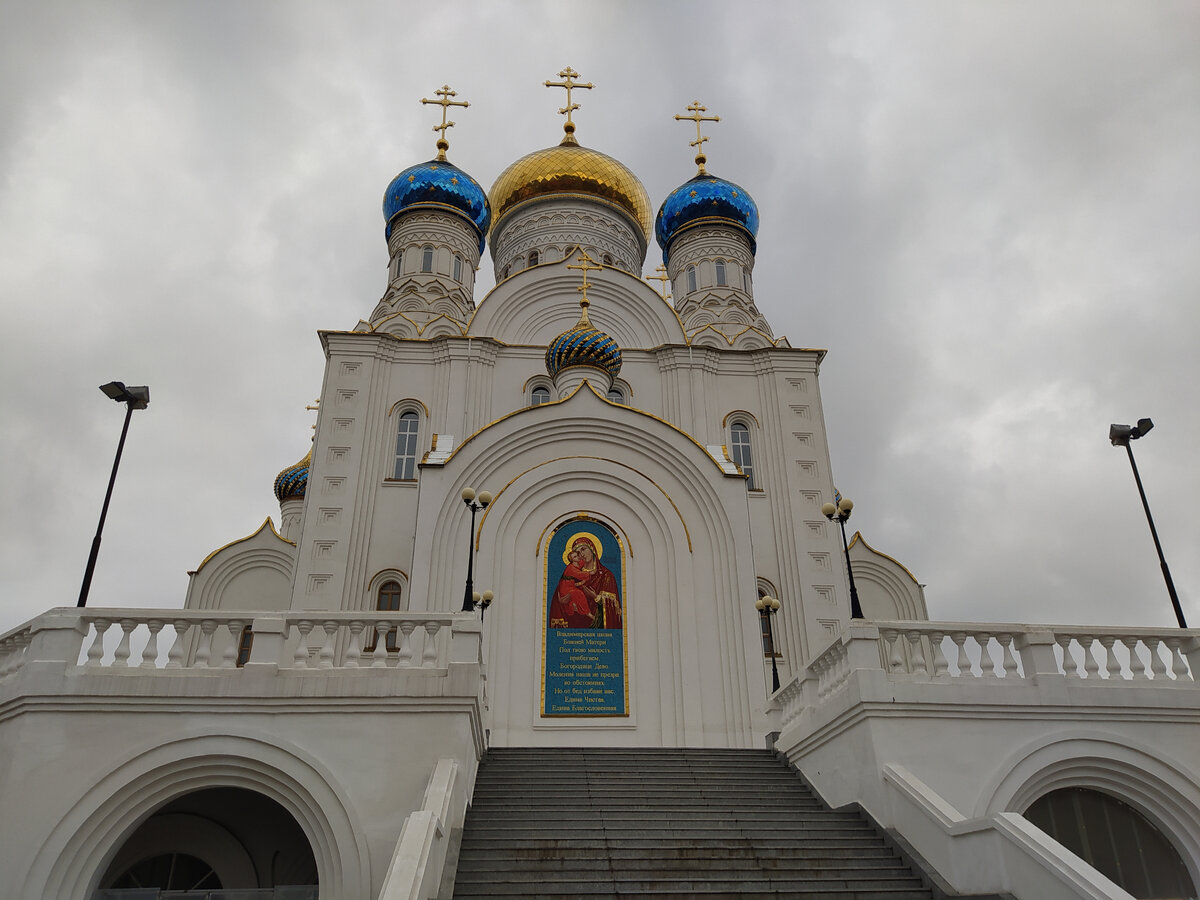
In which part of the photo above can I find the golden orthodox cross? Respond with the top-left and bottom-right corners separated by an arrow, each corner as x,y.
674,100 -> 720,175
545,66 -> 593,141
421,85 -> 470,161
305,399 -> 320,433
566,250 -> 603,319
646,265 -> 672,300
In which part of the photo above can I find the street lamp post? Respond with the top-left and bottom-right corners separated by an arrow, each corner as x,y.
460,487 -> 491,612
78,382 -> 150,608
822,496 -> 864,620
1109,419 -> 1186,628
755,594 -> 782,692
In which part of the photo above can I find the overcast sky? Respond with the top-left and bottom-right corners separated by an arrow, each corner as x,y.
2,1 -> 1197,635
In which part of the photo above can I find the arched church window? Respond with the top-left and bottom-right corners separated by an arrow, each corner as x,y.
743,268 -> 751,292
687,265 -> 697,294
421,246 -> 434,273
730,422 -> 756,489
235,626 -> 253,667
715,259 -> 727,286
531,386 -> 551,406
606,387 -> 624,403
453,254 -> 463,281
528,249 -> 539,267
365,579 -> 404,652
394,250 -> 403,278
393,411 -> 420,480
1025,787 -> 1195,899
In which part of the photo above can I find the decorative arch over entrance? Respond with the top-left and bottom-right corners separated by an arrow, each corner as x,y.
24,733 -> 369,900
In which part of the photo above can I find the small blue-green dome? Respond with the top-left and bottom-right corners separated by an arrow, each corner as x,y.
655,173 -> 759,262
546,318 -> 622,380
383,159 -> 491,254
273,450 -> 310,503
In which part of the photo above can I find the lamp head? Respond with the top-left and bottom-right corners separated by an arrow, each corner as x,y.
769,596 -> 781,612
477,490 -> 492,507
838,497 -> 854,515
461,487 -> 476,502
99,382 -> 150,409
1134,418 -> 1154,438
754,596 -> 766,611
480,590 -> 494,609
1109,423 -> 1133,446
821,502 -> 837,519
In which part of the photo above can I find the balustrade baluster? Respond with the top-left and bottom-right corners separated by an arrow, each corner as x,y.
1147,638 -> 1169,679
1081,637 -> 1100,679
1098,637 -> 1122,680
371,621 -> 391,668
1165,638 -> 1191,681
140,620 -> 164,668
1128,640 -> 1148,679
976,633 -> 1000,678
345,621 -> 365,668
951,632 -> 972,677
1056,635 -> 1079,677
221,621 -> 243,668
85,619 -> 111,667
318,622 -> 338,668
928,631 -> 949,676
398,622 -> 416,666
111,619 -> 137,668
422,622 -> 442,667
292,621 -> 315,669
195,621 -> 218,668
884,630 -> 905,673
997,634 -> 1020,678
906,631 -> 927,675
166,620 -> 191,669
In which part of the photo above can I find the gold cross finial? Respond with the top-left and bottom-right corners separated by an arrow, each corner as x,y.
566,249 -> 603,322
674,100 -> 720,175
646,264 -> 672,301
545,66 -> 593,145
305,398 -> 320,433
420,84 -> 470,161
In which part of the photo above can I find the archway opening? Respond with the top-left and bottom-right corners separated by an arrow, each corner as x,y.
95,787 -> 318,899
1025,786 -> 1196,899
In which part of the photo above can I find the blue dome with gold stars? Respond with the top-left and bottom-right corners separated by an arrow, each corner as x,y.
546,318 -> 622,380
655,174 -> 759,262
273,450 -> 310,504
383,159 -> 491,254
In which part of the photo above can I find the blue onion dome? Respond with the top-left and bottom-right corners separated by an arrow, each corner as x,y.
273,449 -> 310,503
654,173 -> 759,262
545,306 -> 622,379
383,159 -> 491,254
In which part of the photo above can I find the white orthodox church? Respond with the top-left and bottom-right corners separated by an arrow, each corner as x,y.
1,74 -> 1198,900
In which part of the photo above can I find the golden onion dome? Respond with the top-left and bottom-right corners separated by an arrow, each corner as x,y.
488,136 -> 652,241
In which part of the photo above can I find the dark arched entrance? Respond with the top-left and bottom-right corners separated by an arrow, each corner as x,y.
1026,786 -> 1196,899
95,787 -> 318,898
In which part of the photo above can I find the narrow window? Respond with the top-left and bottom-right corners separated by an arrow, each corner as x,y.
421,245 -> 434,273
393,411 -> 420,479
730,422 -> 755,489
743,269 -> 751,292
687,265 -> 697,294
528,249 -> 539,267
531,386 -> 551,406
453,254 -> 463,281
715,259 -> 727,286
502,264 -> 510,280
366,580 -> 404,652
235,626 -> 254,667
757,590 -> 777,658
602,254 -> 613,265
395,250 -> 403,277
606,387 -> 624,403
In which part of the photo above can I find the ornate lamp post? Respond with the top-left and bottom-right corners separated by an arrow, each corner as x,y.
78,382 -> 150,608
1109,419 -> 1186,628
460,487 -> 491,612
755,594 -> 782,692
822,496 -> 864,620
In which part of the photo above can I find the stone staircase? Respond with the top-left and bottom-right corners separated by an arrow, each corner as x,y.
450,747 -> 938,899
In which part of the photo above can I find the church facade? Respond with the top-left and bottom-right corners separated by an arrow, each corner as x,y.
1,74 -> 1197,900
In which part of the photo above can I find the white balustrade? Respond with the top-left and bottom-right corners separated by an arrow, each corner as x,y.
2,609 -> 470,673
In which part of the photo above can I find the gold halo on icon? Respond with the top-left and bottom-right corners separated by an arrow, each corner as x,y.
561,531 -> 604,565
